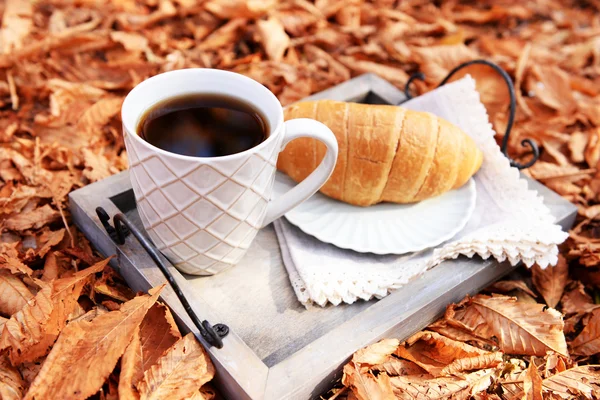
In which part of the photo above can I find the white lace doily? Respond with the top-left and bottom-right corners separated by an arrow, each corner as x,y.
274,76 -> 569,307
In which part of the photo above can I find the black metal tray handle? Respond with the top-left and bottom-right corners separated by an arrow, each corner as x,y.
403,59 -> 539,170
95,207 -> 229,349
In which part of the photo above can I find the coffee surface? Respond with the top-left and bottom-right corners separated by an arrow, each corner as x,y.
138,94 -> 269,157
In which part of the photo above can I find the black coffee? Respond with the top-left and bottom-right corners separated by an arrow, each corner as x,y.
138,94 -> 269,157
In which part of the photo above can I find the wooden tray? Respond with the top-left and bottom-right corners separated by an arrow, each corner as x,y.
69,74 -> 577,400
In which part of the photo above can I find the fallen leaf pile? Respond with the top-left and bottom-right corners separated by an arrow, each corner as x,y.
1,0 -> 600,398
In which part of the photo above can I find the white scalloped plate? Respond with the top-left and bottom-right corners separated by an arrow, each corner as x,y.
273,173 -> 477,255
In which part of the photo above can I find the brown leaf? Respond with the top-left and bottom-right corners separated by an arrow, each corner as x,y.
256,17 -> 290,62
389,368 -> 497,399
0,259 -> 108,365
0,270 -> 34,316
523,360 -> 543,400
569,131 -> 588,164
36,228 -> 65,258
0,354 -> 24,400
531,255 -> 569,308
137,333 -> 215,400
371,356 -> 427,377
204,0 -> 275,19
352,339 -> 400,366
541,365 -> 600,398
1,0 -> 33,54
82,148 -> 119,182
119,327 -> 143,400
526,65 -> 577,114
138,302 -> 182,371
77,97 -> 123,134
570,308 -> 600,356
23,286 -> 163,400
3,204 -> 60,231
118,302 -> 181,398
561,282 -> 599,315
395,331 -> 502,377
472,295 -> 568,356
487,280 -> 537,298
342,363 -> 395,400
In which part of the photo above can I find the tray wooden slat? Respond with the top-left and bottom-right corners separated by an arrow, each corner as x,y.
69,73 -> 577,400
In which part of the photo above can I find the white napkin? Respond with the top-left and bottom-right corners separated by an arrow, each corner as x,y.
273,76 -> 569,307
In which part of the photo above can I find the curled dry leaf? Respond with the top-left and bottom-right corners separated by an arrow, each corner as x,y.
342,363 -> 395,400
531,255 -> 569,308
570,308 -> 600,356
118,302 -> 181,399
204,0 -> 276,19
36,229 -> 65,258
137,333 -> 215,400
256,17 -> 290,62
471,295 -> 568,356
352,339 -> 400,366
23,286 -> 163,400
0,258 -> 108,365
395,331 -> 502,377
487,280 -> 537,298
541,365 -> 600,399
561,282 -> 599,315
1,0 -> 33,54
82,148 -> 119,183
0,270 -> 33,316
523,360 -> 543,400
3,204 -> 60,232
371,356 -> 426,377
0,354 -> 24,400
0,253 -> 33,277
389,368 -> 498,400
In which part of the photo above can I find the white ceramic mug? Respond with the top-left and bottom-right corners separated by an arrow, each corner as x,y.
122,69 -> 338,275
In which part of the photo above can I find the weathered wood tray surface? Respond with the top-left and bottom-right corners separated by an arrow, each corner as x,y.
69,74 -> 577,400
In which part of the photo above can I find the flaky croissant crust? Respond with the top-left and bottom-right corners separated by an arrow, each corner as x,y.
278,100 -> 483,206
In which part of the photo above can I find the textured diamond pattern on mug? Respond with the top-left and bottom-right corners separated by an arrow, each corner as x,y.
125,130 -> 282,274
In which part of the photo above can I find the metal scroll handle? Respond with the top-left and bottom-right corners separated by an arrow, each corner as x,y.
403,59 -> 539,170
95,207 -> 229,349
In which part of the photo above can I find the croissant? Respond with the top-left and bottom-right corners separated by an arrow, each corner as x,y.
278,100 -> 483,206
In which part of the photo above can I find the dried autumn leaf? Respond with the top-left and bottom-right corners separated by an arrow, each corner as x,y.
137,333 -> 215,400
371,356 -> 426,377
0,270 -> 33,316
118,302 -> 181,398
487,280 -> 537,298
523,360 -> 543,400
82,148 -> 119,182
568,131 -> 588,164
570,308 -> 600,356
0,354 -> 24,400
531,255 -> 569,309
36,228 -> 65,258
256,17 -> 290,62
120,327 -> 143,400
3,204 -> 60,231
342,362 -> 395,400
23,286 -> 163,400
77,97 -> 123,134
389,368 -> 497,399
0,259 -> 108,365
1,0 -> 33,54
541,365 -> 600,398
204,0 -> 275,19
352,339 -> 400,366
395,331 -> 502,377
526,65 -> 577,114
561,282 -> 599,315
472,295 -> 568,356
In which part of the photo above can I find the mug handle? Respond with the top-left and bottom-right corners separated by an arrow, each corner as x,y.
261,118 -> 338,227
